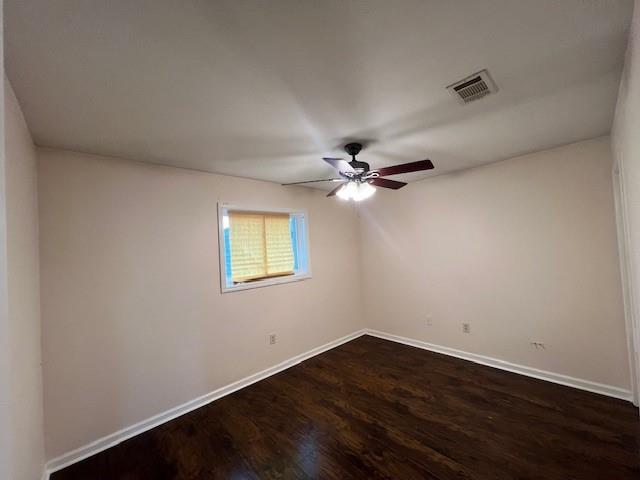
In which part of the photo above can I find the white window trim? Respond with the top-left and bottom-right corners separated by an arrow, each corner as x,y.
217,202 -> 312,293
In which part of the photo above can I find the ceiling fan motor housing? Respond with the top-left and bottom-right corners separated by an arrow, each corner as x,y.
344,142 -> 363,156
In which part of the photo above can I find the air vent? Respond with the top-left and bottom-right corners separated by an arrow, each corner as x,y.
447,69 -> 498,104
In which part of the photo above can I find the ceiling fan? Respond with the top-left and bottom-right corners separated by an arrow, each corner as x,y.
282,142 -> 434,201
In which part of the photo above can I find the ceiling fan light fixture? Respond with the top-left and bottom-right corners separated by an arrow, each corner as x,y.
354,181 -> 376,201
336,181 -> 356,200
336,181 -> 376,202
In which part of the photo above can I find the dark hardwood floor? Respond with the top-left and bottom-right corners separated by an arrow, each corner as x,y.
52,335 -> 640,479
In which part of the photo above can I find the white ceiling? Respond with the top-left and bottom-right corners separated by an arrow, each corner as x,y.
5,0 -> 634,188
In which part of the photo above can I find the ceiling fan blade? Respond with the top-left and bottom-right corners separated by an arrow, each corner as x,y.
323,157 -> 356,174
282,178 -> 342,186
327,182 -> 346,197
375,159 -> 434,177
370,178 -> 407,190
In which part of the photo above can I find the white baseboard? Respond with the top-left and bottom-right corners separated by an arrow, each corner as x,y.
43,327 -> 633,478
43,329 -> 367,478
366,329 -> 634,402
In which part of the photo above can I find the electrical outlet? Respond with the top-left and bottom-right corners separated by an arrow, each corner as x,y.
426,315 -> 433,326
269,333 -> 277,345
462,323 -> 471,334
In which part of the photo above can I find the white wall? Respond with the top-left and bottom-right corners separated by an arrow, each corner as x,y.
37,148 -> 364,459
4,78 -> 46,479
360,137 -> 630,390
612,0 -> 640,405
0,2 -> 12,477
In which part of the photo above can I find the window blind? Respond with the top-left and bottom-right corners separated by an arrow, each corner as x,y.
229,212 -> 294,282
264,214 -> 295,276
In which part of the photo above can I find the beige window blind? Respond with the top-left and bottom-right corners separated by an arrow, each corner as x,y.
229,212 -> 294,282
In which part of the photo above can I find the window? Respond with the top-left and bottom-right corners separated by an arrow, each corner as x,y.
218,204 -> 311,292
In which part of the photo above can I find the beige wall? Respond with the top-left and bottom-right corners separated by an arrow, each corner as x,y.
5,78 -> 46,476
612,0 -> 640,404
359,137 -> 630,389
0,5 -> 11,475
38,148 -> 364,459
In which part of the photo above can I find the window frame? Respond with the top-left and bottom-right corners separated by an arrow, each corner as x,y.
217,202 -> 312,293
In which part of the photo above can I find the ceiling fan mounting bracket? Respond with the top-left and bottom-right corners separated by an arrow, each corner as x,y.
344,142 -> 363,157
343,142 -> 370,171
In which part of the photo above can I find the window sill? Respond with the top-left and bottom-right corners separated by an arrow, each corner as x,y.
220,273 -> 311,293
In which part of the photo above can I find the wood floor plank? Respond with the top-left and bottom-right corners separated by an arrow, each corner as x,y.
51,335 -> 640,479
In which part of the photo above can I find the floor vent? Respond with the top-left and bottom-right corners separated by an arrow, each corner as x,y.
447,69 -> 498,104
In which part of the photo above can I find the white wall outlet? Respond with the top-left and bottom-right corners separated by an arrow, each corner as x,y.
462,323 -> 471,334
269,333 -> 277,345
426,315 -> 433,326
